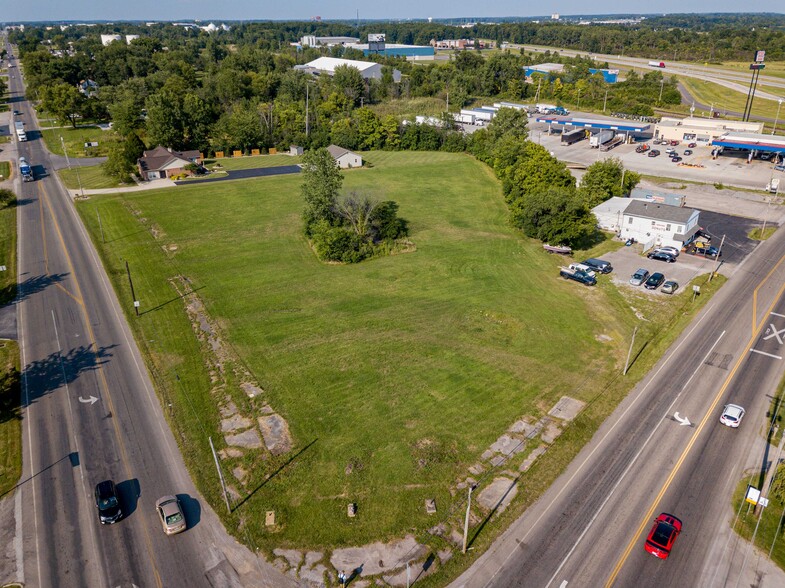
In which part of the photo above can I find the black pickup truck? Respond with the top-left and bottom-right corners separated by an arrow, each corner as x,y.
559,267 -> 597,286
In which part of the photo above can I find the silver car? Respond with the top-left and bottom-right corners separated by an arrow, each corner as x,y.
630,268 -> 650,286
156,496 -> 186,535
654,246 -> 680,258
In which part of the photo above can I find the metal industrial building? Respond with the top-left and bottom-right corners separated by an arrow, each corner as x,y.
296,57 -> 401,82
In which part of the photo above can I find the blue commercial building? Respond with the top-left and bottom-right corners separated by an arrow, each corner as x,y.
589,68 -> 619,83
359,44 -> 434,58
525,66 -> 618,83
535,116 -> 650,134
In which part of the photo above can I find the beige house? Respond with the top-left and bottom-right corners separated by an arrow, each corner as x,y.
327,145 -> 363,169
655,116 -> 764,144
137,146 -> 202,181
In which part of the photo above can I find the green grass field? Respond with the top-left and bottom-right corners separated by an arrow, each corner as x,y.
58,164 -> 128,190
39,126 -> 120,158
0,162 -> 9,181
679,77 -> 784,123
0,188 -> 20,497
76,151 -> 725,574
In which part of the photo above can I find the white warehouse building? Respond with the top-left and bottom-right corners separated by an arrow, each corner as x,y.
621,200 -> 700,250
298,57 -> 401,82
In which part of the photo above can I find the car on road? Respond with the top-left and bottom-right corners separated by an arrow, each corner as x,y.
683,149 -> 693,156
647,250 -> 676,263
720,404 -> 745,428
648,149 -> 660,157
95,480 -> 122,524
661,280 -> 679,294
645,513 -> 683,559
671,156 -> 683,162
644,272 -> 666,290
630,268 -> 650,286
156,495 -> 186,535
654,246 -> 680,257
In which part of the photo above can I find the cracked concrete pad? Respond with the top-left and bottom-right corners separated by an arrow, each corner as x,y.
258,414 -> 293,455
218,447 -> 243,459
221,414 -> 253,433
489,455 -> 506,467
548,396 -> 586,422
488,434 -> 523,456
232,467 -> 248,484
304,551 -> 323,568
468,463 -> 485,475
541,420 -> 563,444
273,549 -> 303,569
299,563 -> 327,585
220,401 -> 238,418
476,477 -> 518,514
508,419 -> 535,435
519,445 -> 547,472
384,554 -> 438,587
224,428 -> 262,448
241,382 -> 264,397
330,535 -> 427,576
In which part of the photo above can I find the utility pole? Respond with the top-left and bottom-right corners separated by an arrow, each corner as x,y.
209,437 -> 232,514
305,83 -> 309,137
126,260 -> 139,316
603,88 -> 608,112
658,79 -> 664,103
712,234 -> 726,277
623,326 -> 638,375
462,484 -> 476,554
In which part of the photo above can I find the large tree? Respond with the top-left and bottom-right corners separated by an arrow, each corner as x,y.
39,83 -> 85,128
301,148 -> 343,235
578,157 -> 640,208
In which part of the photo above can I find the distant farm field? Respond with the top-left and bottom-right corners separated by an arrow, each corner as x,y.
77,151 -> 712,561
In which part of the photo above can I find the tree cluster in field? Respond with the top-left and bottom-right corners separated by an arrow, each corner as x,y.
468,108 -> 639,247
300,149 -> 409,263
9,20 -> 680,185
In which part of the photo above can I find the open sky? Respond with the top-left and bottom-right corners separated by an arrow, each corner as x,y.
7,2 -> 784,23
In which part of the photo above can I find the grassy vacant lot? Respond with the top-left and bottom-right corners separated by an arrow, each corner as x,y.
76,151 -> 723,568
0,162 -> 9,181
39,126 -> 120,158
0,189 -> 20,497
59,164 -> 128,190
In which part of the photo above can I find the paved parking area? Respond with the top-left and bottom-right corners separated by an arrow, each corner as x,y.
597,245 -> 718,296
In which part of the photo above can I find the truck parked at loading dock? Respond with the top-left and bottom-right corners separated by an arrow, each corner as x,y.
561,129 -> 585,145
19,157 -> 34,182
14,121 -> 27,142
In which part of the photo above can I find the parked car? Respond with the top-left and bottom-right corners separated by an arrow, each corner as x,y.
645,513 -> 683,559
581,258 -> 613,274
695,245 -> 721,258
95,480 -> 122,524
760,152 -> 773,161
647,251 -> 676,263
654,246 -> 680,257
645,272 -> 666,290
661,280 -> 679,294
670,140 -> 680,146
687,142 -> 697,148
156,496 -> 187,535
665,147 -> 675,155
636,144 -> 650,153
720,404 -> 745,428
648,150 -> 661,157
630,268 -> 650,286
683,149 -> 693,156
671,156 -> 683,162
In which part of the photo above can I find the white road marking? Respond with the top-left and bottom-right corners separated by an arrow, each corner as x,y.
762,323 -> 785,344
749,348 -> 783,360
770,312 -> 785,318
540,332 -> 727,588
559,582 -> 568,588
673,412 -> 692,426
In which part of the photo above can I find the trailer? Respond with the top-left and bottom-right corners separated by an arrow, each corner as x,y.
19,157 -> 33,182
454,112 -> 476,125
648,61 -> 666,68
14,121 -> 27,142
535,103 -> 558,114
600,135 -> 625,152
590,129 -> 614,148
561,128 -> 585,145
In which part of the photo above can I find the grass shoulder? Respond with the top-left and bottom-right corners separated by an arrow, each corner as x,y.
58,165 -> 130,190
39,126 -> 120,158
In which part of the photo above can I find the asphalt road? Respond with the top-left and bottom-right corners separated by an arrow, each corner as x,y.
452,213 -> 785,586
5,41 -> 291,588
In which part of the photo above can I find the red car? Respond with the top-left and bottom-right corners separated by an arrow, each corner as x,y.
644,513 -> 682,559
670,140 -> 680,146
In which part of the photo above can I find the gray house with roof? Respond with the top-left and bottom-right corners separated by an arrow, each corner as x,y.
621,199 -> 700,250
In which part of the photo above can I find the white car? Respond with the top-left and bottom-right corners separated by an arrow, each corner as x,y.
720,404 -> 745,428
654,246 -> 680,258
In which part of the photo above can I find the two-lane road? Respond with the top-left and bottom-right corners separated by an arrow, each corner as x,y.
6,42 -> 291,588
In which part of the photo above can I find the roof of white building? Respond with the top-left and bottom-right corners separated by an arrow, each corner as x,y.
305,57 -> 379,74
623,200 -> 697,224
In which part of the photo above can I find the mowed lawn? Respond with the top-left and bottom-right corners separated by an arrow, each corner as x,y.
79,151 -> 631,548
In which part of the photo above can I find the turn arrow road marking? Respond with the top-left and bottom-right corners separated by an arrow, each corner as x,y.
674,412 -> 691,426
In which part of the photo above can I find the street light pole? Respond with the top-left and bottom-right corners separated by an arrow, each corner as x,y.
658,79 -> 664,103
774,98 -> 783,135
603,88 -> 608,112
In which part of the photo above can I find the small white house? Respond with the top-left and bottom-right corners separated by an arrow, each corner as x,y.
327,145 -> 363,169
592,197 -> 631,234
621,200 -> 700,250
